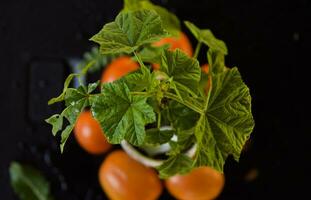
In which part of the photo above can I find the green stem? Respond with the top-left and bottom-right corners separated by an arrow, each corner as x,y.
193,42 -> 202,59
130,91 -> 154,97
157,112 -> 161,128
134,51 -> 149,73
203,77 -> 212,112
164,92 -> 203,114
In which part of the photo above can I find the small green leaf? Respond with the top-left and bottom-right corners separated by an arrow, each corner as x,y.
156,154 -> 193,179
48,61 -> 94,105
185,21 -> 228,55
207,49 -> 225,74
194,68 -> 254,171
144,128 -> 174,145
123,0 -> 180,36
90,10 -> 168,54
160,49 -> 201,94
45,114 -> 63,136
47,73 -> 78,105
92,81 -> 156,146
46,82 -> 98,152
9,162 -> 54,200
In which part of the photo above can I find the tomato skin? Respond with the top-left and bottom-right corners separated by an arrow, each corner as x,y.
165,167 -> 225,200
152,32 -> 193,70
101,56 -> 139,83
201,64 -> 209,74
74,111 -> 112,154
98,150 -> 163,200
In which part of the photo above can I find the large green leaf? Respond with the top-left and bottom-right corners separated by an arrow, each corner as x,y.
194,68 -> 254,171
185,21 -> 228,55
160,49 -> 201,94
123,0 -> 180,36
90,10 -> 168,54
9,162 -> 54,200
91,81 -> 156,146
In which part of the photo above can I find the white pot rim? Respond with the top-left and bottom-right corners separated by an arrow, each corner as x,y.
120,136 -> 197,168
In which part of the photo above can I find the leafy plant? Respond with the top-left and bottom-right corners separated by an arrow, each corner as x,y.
46,0 -> 254,178
9,162 -> 54,200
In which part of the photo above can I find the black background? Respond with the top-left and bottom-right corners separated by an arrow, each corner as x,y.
1,0 -> 310,199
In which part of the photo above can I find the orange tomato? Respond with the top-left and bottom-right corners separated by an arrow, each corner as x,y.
152,32 -> 193,70
74,111 -> 112,154
165,166 -> 225,200
101,56 -> 139,83
98,150 -> 163,200
201,64 -> 209,74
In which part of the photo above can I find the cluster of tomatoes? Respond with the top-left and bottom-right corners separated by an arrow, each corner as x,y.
73,32 -> 224,200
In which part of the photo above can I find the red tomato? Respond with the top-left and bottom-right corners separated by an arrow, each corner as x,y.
98,150 -> 163,200
165,167 -> 225,200
74,111 -> 112,154
101,56 -> 139,83
152,32 -> 193,70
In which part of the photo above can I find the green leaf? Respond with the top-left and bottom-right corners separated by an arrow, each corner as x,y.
123,0 -> 180,36
184,21 -> 228,55
90,10 -> 168,54
207,49 -> 225,74
9,162 -> 54,200
194,68 -> 254,171
91,81 -> 156,146
48,61 -> 94,105
160,49 -> 201,94
138,44 -> 169,64
144,128 -> 174,145
156,154 -> 193,179
122,67 -> 159,92
46,82 -> 99,152
167,101 -> 200,131
45,114 -> 63,136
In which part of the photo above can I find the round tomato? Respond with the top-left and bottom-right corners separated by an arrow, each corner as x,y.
74,111 -> 112,154
165,166 -> 225,200
101,56 -> 139,83
152,32 -> 193,70
98,150 -> 162,200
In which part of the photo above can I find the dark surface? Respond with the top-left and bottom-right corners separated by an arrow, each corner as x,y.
1,0 -> 310,199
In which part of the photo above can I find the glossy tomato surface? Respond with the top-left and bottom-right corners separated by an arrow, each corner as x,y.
101,56 -> 139,83
98,150 -> 162,200
165,166 -> 225,200
74,111 -> 112,154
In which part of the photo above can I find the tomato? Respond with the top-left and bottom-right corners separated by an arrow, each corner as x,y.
152,32 -> 193,70
74,111 -> 112,154
101,56 -> 139,83
98,150 -> 163,200
165,166 -> 225,200
201,64 -> 209,74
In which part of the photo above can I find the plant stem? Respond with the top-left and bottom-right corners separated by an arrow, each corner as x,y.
130,91 -> 155,97
157,112 -> 161,128
134,51 -> 149,73
203,77 -> 212,112
164,92 -> 204,114
193,42 -> 202,59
